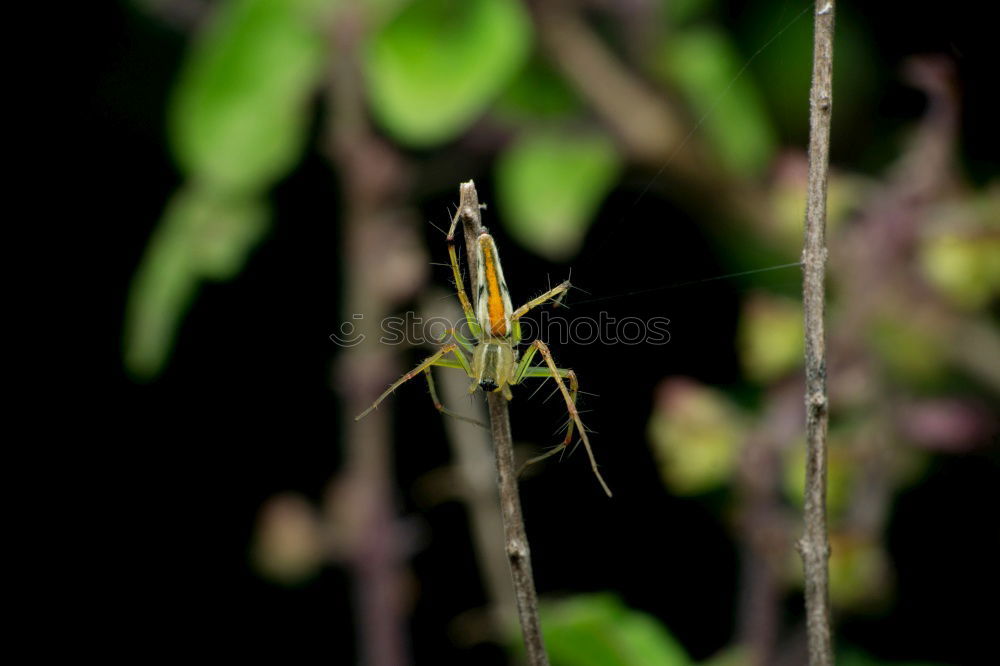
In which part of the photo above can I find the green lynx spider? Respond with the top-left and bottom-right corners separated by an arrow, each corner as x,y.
355,208 -> 611,497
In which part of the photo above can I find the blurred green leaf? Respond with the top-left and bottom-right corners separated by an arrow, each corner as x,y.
495,56 -> 581,120
738,292 -> 803,383
124,187 -> 268,379
827,533 -> 891,610
364,0 -> 531,146
496,130 -> 620,260
657,27 -> 775,176
664,0 -> 716,25
170,0 -> 327,192
869,316 -> 947,386
526,594 -> 691,666
919,189 -> 1000,309
648,378 -> 747,495
127,0 -> 326,378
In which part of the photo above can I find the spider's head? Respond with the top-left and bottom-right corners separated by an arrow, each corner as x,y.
479,378 -> 498,392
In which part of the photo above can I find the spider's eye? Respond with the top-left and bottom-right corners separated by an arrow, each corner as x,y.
480,379 -> 498,392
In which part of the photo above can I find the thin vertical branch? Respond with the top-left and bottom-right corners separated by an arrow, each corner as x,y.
798,3 -> 836,666
452,181 -> 550,666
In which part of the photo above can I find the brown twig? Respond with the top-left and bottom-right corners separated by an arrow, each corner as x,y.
797,3 -> 836,666
452,181 -> 550,666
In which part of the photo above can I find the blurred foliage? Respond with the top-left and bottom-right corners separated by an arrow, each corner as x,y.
364,0 -> 531,146
868,316 -> 947,387
169,0 -> 327,191
656,26 -> 775,177
125,0 -> 330,378
824,532 -> 892,609
124,186 -> 269,374
521,594 -> 692,666
740,3 -> 877,149
918,188 -> 1000,309
495,56 -> 581,120
663,0 -> 716,26
251,492 -> 324,586
648,379 -> 747,495
737,292 -> 803,383
496,130 -> 621,260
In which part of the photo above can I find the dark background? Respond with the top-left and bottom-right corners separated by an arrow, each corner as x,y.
93,1 -> 998,663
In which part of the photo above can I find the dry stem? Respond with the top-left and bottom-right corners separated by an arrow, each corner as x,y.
798,3 -> 836,666
452,181 -> 550,666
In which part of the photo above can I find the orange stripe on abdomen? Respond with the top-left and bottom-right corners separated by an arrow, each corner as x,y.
480,238 -> 508,337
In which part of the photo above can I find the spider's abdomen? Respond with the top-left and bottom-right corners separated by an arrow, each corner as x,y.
475,233 -> 513,339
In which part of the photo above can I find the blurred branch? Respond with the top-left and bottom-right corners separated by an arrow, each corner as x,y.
736,384 -> 799,666
530,0 -> 686,167
328,8 -> 424,666
527,0 -> 771,231
797,4 -> 835,666
452,181 -> 550,666
420,292 -> 516,636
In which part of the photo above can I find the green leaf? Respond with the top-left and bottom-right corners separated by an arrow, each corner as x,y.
127,0 -> 325,378
657,27 -> 775,176
124,187 -> 268,379
496,130 -> 620,260
364,0 -> 531,146
525,594 -> 691,666
170,0 -> 327,192
648,378 -> 747,495
737,292 -> 803,383
495,56 -> 581,120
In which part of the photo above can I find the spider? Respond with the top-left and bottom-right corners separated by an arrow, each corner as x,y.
355,206 -> 611,497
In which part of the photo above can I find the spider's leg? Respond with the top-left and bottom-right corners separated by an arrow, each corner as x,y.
447,237 -> 481,336
355,343 -> 471,421
434,327 -> 475,354
513,340 -> 611,497
511,281 -> 571,322
423,367 -> 486,429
